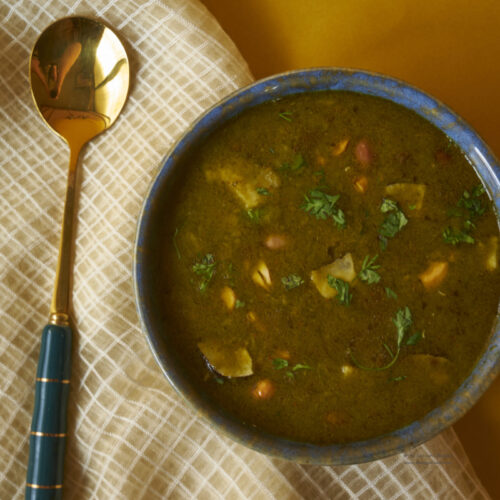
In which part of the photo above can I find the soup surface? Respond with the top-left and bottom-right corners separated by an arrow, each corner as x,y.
156,91 -> 499,444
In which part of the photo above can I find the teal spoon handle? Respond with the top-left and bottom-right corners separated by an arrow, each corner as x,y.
26,324 -> 72,500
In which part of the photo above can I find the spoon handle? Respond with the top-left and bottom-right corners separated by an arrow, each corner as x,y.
26,324 -> 72,499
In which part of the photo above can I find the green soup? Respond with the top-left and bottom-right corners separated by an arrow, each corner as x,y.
157,91 -> 499,444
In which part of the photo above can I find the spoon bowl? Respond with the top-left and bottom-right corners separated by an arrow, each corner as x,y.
26,17 -> 129,498
30,16 -> 129,150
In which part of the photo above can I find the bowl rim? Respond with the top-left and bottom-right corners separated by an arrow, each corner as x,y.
133,67 -> 500,464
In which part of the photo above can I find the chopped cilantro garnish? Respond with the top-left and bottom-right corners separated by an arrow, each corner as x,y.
442,227 -> 475,245
291,154 -> 305,170
359,254 -> 381,284
443,184 -> 486,245
389,375 -> 407,382
235,299 -> 245,309
458,184 -> 486,217
281,274 -> 304,290
246,208 -> 262,222
385,287 -> 398,300
273,359 -> 311,378
272,358 -> 289,370
350,307 -> 419,371
406,331 -> 424,346
463,219 -> 476,231
327,275 -> 352,305
380,199 -> 399,213
302,189 -> 346,229
281,153 -> 306,172
291,363 -> 312,372
379,198 -> 408,240
192,254 -> 216,292
256,187 -> 270,196
393,306 -> 413,347
279,111 -> 293,122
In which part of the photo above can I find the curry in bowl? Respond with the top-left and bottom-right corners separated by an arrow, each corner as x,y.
135,71 -> 500,459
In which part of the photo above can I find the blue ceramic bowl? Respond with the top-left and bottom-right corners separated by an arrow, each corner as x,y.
134,68 -> 500,464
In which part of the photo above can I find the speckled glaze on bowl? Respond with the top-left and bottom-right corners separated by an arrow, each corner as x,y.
134,68 -> 500,464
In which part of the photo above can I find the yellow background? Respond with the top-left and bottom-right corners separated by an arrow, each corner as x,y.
202,1 -> 500,496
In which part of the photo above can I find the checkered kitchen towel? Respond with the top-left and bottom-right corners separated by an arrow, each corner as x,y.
0,0 -> 491,498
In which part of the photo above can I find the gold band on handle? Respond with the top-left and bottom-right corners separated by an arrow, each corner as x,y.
48,312 -> 70,326
30,431 -> 67,437
26,483 -> 63,489
36,377 -> 70,384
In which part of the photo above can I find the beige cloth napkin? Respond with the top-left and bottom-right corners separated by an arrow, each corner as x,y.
0,0 -> 492,498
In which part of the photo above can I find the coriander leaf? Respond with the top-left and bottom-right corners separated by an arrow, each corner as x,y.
359,254 -> 381,284
379,198 -> 408,242
406,331 -> 423,346
385,287 -> 398,300
380,210 -> 408,238
393,306 -> 413,348
281,362 -> 312,379
350,307 -> 415,372
302,189 -> 346,228
350,348 -> 400,372
235,299 -> 245,309
256,187 -> 270,196
380,198 -> 399,213
246,208 -> 262,222
383,342 -> 394,358
192,254 -> 216,292
458,184 -> 486,217
273,358 -> 289,370
471,184 -> 485,197
463,219 -> 476,231
442,227 -> 475,245
389,375 -> 407,382
332,208 -> 347,229
291,153 -> 305,171
302,190 -> 339,219
215,377 -> 224,385
443,184 -> 486,245
291,363 -> 312,372
281,274 -> 304,290
327,275 -> 352,305
280,153 -> 306,172
279,111 -> 292,122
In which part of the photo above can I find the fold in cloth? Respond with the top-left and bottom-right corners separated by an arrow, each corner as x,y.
0,0 -> 490,498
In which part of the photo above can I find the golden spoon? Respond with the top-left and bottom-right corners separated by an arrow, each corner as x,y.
27,17 -> 129,498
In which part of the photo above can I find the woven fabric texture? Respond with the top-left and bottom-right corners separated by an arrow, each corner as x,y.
0,0 -> 491,498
